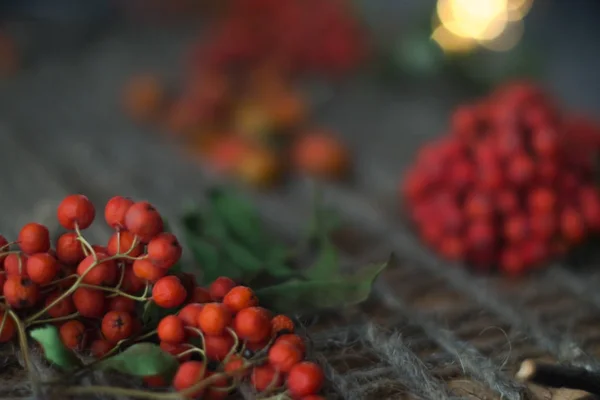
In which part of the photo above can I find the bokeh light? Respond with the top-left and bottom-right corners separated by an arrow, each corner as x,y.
432,0 -> 533,54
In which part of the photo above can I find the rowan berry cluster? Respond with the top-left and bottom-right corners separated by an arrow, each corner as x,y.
0,194 -> 325,399
403,81 -> 600,275
124,0 -> 358,189
153,276 -> 325,399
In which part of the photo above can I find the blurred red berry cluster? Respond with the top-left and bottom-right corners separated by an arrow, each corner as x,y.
189,0 -> 367,78
123,0 -> 362,189
402,81 -> 600,276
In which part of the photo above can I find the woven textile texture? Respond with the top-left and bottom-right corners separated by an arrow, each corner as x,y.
2,24 -> 600,400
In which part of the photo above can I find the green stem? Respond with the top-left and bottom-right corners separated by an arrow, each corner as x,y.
75,224 -> 94,259
78,283 -> 150,302
8,310 -> 34,375
27,312 -> 80,327
64,364 -> 252,399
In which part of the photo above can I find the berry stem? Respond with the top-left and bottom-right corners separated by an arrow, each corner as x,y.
42,274 -> 78,288
106,261 -> 127,298
63,364 -> 253,399
74,224 -> 94,259
134,329 -> 158,342
223,327 -> 240,364
176,346 -> 205,359
8,309 -> 34,375
78,283 -> 150,302
27,312 -> 80,327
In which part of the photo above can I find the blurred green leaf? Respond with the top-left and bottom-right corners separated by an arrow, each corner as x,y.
256,259 -> 389,313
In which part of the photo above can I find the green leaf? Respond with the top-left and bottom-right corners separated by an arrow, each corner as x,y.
97,343 -> 178,378
208,188 -> 266,251
303,236 -> 339,281
30,325 -> 82,371
220,240 -> 264,281
256,260 -> 389,313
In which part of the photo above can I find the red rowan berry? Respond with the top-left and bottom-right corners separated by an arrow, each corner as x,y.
209,276 -> 236,301
92,245 -> 108,254
439,206 -> 464,234
276,334 -> 306,355
124,201 -> 163,242
292,131 -> 350,180
26,253 -> 58,285
537,160 -> 558,185
465,192 -> 493,220
521,239 -> 549,267
73,287 -> 106,318
205,371 -> 230,400
268,341 -> 302,373
178,303 -> 204,327
529,212 -> 556,240
45,292 -> 75,318
449,158 -> 474,190
287,362 -> 324,397
224,354 -> 247,377
147,233 -> 182,269
77,253 -> 116,286
223,285 -> 258,313
528,188 -> 556,214
107,231 -> 142,257
157,315 -> 186,344
251,364 -> 282,392
271,315 -> 294,335
531,126 -> 559,158
152,276 -> 187,308
90,338 -> 113,358
57,194 -> 96,230
504,214 -> 529,244
121,265 -> 145,294
496,190 -> 519,215
133,259 -> 166,282
439,236 -> 465,261
0,311 -> 16,342
561,208 -> 586,244
3,253 -> 27,276
102,311 -> 133,343
301,396 -> 326,400
466,221 -> 495,250
56,232 -> 85,265
234,306 -> 271,343
104,196 -> 134,230
3,275 -> 39,308
108,296 -> 136,313
160,341 -> 191,361
59,320 -> 86,350
0,274 -> 4,296
18,223 -> 50,254
507,153 -> 535,186
197,303 -> 232,336
173,361 -> 206,397
204,333 -> 235,361
192,286 -> 212,303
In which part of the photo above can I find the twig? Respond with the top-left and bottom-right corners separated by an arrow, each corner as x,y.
516,359 -> 600,396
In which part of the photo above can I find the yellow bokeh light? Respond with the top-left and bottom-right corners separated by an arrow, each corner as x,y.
434,0 -> 533,53
431,24 -> 478,54
506,0 -> 534,20
480,18 -> 525,52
